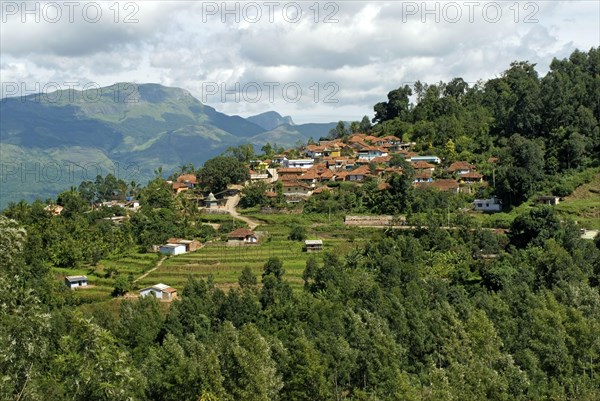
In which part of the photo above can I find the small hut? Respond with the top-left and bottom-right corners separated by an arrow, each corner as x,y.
304,240 -> 323,252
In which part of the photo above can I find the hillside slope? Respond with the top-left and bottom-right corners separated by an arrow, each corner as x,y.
0,83 -> 270,207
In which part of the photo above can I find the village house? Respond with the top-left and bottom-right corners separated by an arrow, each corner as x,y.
448,161 -> 476,176
473,196 -> 502,212
65,275 -> 88,289
166,238 -> 202,252
282,158 -> 315,169
176,174 -> 198,188
45,204 -> 64,216
536,195 -> 561,206
159,243 -> 187,255
411,160 -> 436,172
227,228 -> 259,244
409,155 -> 441,164
305,239 -> 323,252
298,169 -> 319,187
413,170 -> 433,183
277,167 -> 304,181
140,283 -> 178,301
171,182 -> 189,194
460,172 -> 484,184
282,180 -> 313,197
373,135 -> 400,146
347,165 -> 372,182
358,146 -> 388,162
348,134 -> 367,145
250,168 -> 278,183
304,144 -> 324,158
416,179 -> 460,194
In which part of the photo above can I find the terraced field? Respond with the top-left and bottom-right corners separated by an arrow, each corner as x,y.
54,253 -> 161,302
59,213 -> 375,303
137,218 -> 373,292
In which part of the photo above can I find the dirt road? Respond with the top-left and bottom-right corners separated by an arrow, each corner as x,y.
224,194 -> 261,230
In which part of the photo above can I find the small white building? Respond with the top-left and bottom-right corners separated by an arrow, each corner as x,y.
473,196 -> 502,212
409,155 -> 441,164
139,283 -> 178,301
159,243 -> 187,255
65,275 -> 88,289
282,158 -> 315,169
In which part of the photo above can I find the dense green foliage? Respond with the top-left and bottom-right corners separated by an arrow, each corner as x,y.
1,48 -> 599,401
2,211 -> 600,400
199,156 -> 249,193
369,48 -> 599,206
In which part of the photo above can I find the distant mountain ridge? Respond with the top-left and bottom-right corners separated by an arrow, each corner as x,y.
0,83 -> 338,208
246,111 -> 294,130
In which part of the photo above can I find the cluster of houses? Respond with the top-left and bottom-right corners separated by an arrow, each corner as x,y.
242,134 -> 493,204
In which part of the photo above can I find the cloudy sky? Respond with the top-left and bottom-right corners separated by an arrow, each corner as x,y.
1,1 -> 598,123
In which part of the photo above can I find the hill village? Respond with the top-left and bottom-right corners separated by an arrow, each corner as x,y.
170,133 -> 501,210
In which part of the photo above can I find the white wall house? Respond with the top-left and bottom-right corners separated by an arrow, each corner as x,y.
409,156 -> 441,164
357,147 -> 388,161
282,158 -> 315,169
139,283 -> 177,301
159,243 -> 187,255
65,275 -> 88,289
473,196 -> 502,212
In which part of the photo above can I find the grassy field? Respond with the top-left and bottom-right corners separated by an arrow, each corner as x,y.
61,213 -> 373,303
53,252 -> 161,302
557,172 -> 600,229
138,214 -> 374,292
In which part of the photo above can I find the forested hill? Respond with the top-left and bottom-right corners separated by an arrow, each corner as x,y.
367,47 -> 599,205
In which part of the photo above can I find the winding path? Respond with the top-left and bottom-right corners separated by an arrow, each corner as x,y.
133,255 -> 166,283
224,194 -> 261,230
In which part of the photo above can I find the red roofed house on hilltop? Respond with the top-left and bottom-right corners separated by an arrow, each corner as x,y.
448,161 -> 476,176
176,174 -> 198,188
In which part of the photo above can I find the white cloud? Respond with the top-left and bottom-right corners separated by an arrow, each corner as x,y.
1,0 -> 598,122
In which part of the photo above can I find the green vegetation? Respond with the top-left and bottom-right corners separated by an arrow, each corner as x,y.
1,48 -> 599,400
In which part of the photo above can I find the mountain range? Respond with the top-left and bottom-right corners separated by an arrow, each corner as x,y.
0,83 -> 338,208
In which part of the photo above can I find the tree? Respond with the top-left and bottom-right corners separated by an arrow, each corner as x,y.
52,312 -> 146,400
288,224 -> 306,241
118,296 -> 163,358
495,134 -> 545,205
261,143 -> 275,158
280,335 -> 330,401
372,85 -> 412,124
112,275 -> 132,296
359,115 -> 372,133
328,121 -> 348,139
217,322 -> 283,401
240,181 -> 268,208
508,206 -> 561,248
239,266 -> 258,290
225,144 -> 255,163
262,257 -> 284,281
199,156 -> 249,193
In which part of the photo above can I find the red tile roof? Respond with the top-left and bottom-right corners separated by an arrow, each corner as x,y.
448,161 -> 475,173
228,228 -> 256,238
411,161 -> 436,169
177,174 -> 198,184
416,179 -> 459,192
